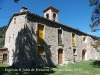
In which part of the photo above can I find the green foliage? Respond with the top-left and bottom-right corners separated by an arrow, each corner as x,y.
89,0 -> 100,32
89,0 -> 99,6
0,26 -> 7,48
89,0 -> 100,49
0,63 -> 9,67
14,0 -> 19,3
91,39 -> 100,49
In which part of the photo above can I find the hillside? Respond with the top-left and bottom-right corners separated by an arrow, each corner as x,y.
0,26 -> 7,48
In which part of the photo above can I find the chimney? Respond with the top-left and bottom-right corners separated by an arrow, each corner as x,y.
20,6 -> 27,12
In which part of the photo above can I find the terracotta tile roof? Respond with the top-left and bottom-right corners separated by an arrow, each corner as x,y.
43,5 -> 59,12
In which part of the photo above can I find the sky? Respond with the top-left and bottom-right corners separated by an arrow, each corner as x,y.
0,0 -> 100,36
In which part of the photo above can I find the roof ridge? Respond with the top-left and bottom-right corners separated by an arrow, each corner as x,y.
7,11 -> 99,39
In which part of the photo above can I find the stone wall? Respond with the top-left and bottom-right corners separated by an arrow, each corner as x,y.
0,48 -> 8,63
4,13 -> 100,68
25,15 -> 99,67
4,14 -> 26,66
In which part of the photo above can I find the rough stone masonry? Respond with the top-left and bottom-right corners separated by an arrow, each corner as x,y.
4,6 -> 100,68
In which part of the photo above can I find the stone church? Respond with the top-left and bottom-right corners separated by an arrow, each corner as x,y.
4,6 -> 100,68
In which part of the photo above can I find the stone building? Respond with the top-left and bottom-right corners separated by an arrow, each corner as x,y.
4,6 -> 100,68
0,48 -> 8,63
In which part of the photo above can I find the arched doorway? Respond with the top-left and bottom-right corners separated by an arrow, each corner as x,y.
58,49 -> 63,64
3,54 -> 7,63
82,50 -> 86,60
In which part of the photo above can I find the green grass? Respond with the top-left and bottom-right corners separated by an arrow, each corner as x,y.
0,60 -> 100,75
0,63 -> 9,67
51,60 -> 100,75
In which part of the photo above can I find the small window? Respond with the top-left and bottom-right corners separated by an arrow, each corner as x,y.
46,13 -> 49,19
38,24 -> 44,43
73,49 -> 77,56
58,29 -> 62,45
14,18 -> 16,24
83,37 -> 86,42
12,50 -> 14,57
13,34 -> 14,38
53,13 -> 56,21
9,36 -> 11,43
38,46 -> 44,55
72,33 -> 76,46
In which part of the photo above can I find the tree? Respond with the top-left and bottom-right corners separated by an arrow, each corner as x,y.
14,0 -> 19,3
91,40 -> 100,48
0,0 -> 19,9
89,0 -> 100,49
89,0 -> 100,32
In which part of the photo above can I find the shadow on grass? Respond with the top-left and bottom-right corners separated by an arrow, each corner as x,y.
0,66 -> 55,75
91,60 -> 100,68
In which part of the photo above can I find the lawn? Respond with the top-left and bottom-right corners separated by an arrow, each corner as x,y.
0,60 -> 100,75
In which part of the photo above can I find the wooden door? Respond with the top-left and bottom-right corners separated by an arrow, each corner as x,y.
58,49 -> 63,64
82,50 -> 85,60
38,24 -> 44,43
72,33 -> 76,46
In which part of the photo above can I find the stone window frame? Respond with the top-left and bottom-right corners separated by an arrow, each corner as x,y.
57,27 -> 63,46
83,36 -> 86,42
14,17 -> 16,24
36,23 -> 45,43
83,36 -> 87,43
71,32 -> 76,47
73,49 -> 77,56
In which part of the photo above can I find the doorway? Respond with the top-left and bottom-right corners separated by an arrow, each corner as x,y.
58,49 -> 63,64
3,54 -> 7,63
82,50 -> 86,60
